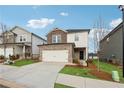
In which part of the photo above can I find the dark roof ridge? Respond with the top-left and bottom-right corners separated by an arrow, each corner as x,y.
100,22 -> 123,43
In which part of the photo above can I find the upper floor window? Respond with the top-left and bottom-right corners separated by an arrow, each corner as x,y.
52,35 -> 61,43
106,37 -> 109,43
20,35 -> 26,42
75,34 -> 79,41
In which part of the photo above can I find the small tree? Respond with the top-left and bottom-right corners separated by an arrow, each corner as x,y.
0,23 -> 8,61
93,15 -> 109,71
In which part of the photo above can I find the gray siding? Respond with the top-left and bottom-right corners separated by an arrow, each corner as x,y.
100,27 -> 122,65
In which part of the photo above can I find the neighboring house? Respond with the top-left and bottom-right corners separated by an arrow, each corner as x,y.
0,26 -> 46,58
38,28 -> 90,63
99,22 -> 123,65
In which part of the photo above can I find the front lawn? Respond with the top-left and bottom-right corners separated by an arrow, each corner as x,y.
93,60 -> 124,83
54,83 -> 74,88
10,59 -> 36,67
60,66 -> 98,79
60,60 -> 124,83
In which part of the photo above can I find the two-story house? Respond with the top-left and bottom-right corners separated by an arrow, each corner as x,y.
0,26 -> 46,58
38,28 -> 90,63
99,22 -> 123,65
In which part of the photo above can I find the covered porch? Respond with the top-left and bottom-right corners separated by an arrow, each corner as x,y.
74,47 -> 87,62
15,43 -> 32,59
0,43 -> 32,59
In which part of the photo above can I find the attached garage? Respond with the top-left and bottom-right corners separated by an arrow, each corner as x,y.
0,47 -> 13,57
0,48 -> 4,56
38,43 -> 74,63
42,50 -> 68,62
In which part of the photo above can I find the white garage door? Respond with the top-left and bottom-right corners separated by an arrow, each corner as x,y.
6,48 -> 13,57
42,50 -> 68,62
0,48 -> 13,57
0,48 -> 4,56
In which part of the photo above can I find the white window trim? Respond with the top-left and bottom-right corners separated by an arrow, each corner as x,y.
19,35 -> 26,42
52,35 -> 61,43
75,34 -> 79,41
106,37 -> 109,43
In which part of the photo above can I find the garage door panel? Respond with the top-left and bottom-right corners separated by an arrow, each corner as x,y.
42,50 -> 68,62
6,48 -> 13,57
0,48 -> 4,56
0,48 -> 13,57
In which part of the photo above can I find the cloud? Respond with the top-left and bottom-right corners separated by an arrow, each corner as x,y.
26,18 -> 55,29
60,12 -> 69,16
109,18 -> 122,28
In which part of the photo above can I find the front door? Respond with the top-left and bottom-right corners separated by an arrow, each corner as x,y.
80,51 -> 84,60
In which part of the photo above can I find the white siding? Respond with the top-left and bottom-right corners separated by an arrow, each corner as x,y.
67,32 -> 88,48
0,46 -> 13,57
14,45 -> 23,55
32,35 -> 46,55
12,27 -> 46,55
0,40 -> 2,44
67,31 -> 89,60
12,27 -> 32,43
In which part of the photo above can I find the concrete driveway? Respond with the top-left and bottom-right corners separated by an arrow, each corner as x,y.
0,62 -> 66,88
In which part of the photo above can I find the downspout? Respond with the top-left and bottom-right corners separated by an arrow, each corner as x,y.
31,33 -> 33,59
13,34 -> 15,56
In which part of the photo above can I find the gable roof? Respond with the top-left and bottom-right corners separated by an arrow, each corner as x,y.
46,28 -> 90,36
66,29 -> 90,33
100,22 -> 123,43
10,26 -> 31,34
46,28 -> 67,36
0,29 -> 17,37
32,33 -> 46,42
10,26 -> 46,41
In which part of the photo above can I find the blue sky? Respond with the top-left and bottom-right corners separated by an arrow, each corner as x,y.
0,5 -> 122,52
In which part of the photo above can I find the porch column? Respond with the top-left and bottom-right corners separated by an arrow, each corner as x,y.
85,48 -> 88,60
23,45 -> 25,59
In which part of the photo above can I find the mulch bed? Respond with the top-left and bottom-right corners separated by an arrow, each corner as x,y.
66,63 -> 113,81
87,63 -> 113,81
90,70 -> 112,81
66,62 -> 97,69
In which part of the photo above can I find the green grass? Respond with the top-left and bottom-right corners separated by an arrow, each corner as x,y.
10,59 -> 35,67
60,66 -> 98,79
54,83 -> 74,88
93,59 -> 124,83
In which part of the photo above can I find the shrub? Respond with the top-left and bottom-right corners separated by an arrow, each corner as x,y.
9,54 -> 20,60
0,55 -> 4,60
16,54 -> 20,59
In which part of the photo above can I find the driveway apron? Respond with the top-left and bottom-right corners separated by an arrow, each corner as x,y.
0,62 -> 66,88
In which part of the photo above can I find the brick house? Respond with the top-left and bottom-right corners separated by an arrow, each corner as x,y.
38,28 -> 90,63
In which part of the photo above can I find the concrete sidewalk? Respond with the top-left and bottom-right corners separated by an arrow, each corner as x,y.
56,73 -> 124,88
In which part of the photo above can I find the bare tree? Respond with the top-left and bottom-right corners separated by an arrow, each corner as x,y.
0,23 -> 8,61
93,15 -> 109,71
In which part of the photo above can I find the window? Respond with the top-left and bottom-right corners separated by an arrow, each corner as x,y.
75,34 -> 79,41
20,36 -> 23,41
20,35 -> 26,42
52,35 -> 61,43
106,37 -> 109,43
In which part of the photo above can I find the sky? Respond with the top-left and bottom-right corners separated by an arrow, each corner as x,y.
0,5 -> 122,53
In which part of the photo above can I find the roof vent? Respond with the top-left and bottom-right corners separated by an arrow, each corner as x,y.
54,28 -> 59,30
